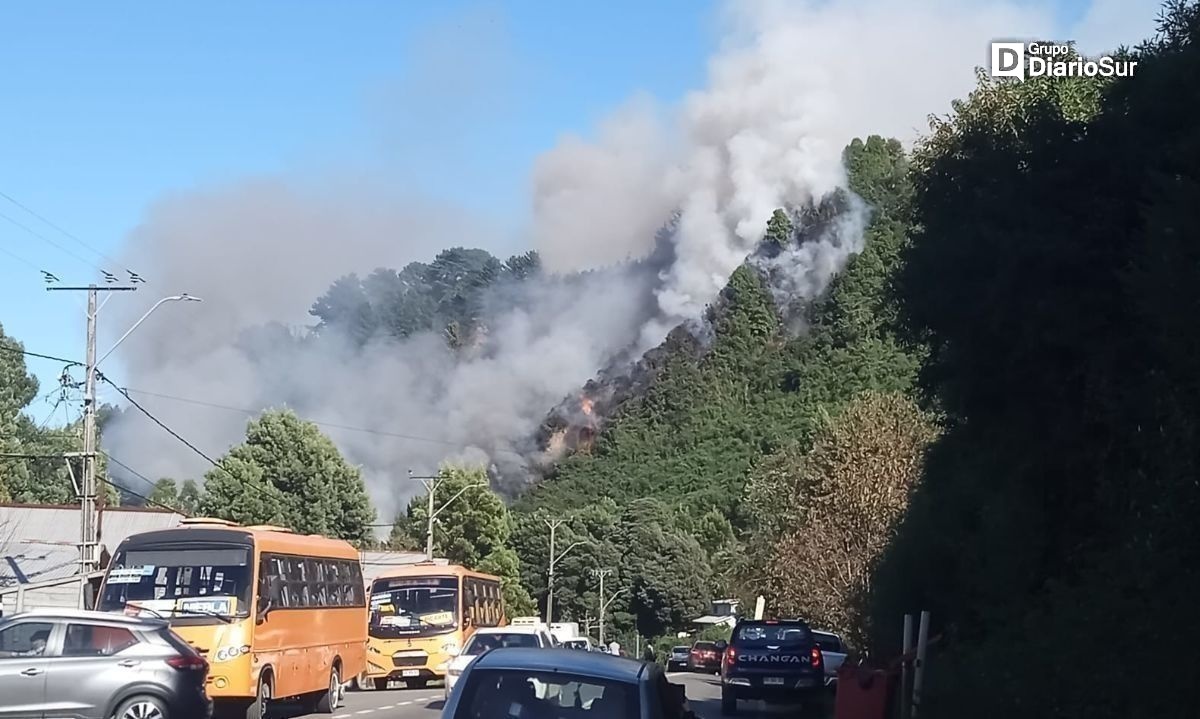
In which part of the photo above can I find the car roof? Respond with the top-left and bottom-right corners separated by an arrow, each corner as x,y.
474,625 -> 547,635
2,608 -> 168,629
812,630 -> 841,640
473,647 -> 650,682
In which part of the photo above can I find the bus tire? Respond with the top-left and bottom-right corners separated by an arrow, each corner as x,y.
247,671 -> 271,719
313,665 -> 341,713
374,678 -> 390,691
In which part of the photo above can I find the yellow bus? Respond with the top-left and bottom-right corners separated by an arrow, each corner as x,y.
96,518 -> 368,719
366,562 -> 504,690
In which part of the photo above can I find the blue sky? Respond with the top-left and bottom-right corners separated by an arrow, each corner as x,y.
0,0 -> 718,417
0,0 -> 1152,424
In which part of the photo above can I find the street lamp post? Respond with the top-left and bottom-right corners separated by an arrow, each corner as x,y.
545,517 -> 586,624
410,469 -> 488,562
96,294 -> 203,367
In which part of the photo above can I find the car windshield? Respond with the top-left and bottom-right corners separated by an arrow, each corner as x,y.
369,576 -> 459,638
693,642 -> 716,651
97,546 -> 252,622
672,646 -> 689,653
455,668 -> 638,719
734,623 -> 812,647
464,632 -> 541,654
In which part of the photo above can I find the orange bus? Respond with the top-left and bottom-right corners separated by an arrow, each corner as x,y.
95,518 -> 368,719
366,562 -> 504,690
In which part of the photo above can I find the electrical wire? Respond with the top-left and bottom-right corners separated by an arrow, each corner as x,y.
97,374 -> 282,505
118,386 -> 525,458
0,344 -> 82,367
0,207 -> 104,272
0,242 -> 42,272
101,452 -> 192,515
0,189 -> 131,271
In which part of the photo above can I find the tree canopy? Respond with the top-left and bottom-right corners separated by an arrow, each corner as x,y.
199,409 -> 376,543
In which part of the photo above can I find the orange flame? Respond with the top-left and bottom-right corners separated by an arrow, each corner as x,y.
580,396 -> 595,416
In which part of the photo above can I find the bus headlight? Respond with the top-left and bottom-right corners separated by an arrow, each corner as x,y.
214,645 -> 251,662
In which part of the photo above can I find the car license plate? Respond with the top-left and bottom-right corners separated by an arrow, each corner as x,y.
764,677 -> 784,685
402,670 -> 420,677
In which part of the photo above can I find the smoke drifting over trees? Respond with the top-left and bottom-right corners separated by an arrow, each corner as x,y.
97,0 -> 1145,525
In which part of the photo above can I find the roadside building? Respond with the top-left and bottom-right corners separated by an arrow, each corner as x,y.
0,502 -> 183,614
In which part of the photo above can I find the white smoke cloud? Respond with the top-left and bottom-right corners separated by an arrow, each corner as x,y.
532,0 -> 1062,350
101,0 -> 1157,532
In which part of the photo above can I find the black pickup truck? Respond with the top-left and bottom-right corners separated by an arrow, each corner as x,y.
717,619 -> 825,715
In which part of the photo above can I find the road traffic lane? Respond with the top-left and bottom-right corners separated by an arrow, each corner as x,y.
270,682 -> 444,719
668,671 -> 834,719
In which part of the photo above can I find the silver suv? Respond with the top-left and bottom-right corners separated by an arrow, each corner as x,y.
0,608 -> 212,719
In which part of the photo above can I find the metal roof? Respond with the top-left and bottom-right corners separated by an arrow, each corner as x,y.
358,551 -> 446,583
473,647 -> 650,682
0,504 -> 183,587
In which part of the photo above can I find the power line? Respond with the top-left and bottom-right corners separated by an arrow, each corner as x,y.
97,374 -> 281,506
0,344 -> 82,367
119,386 -> 525,458
0,242 -> 42,272
101,452 -> 192,517
3,344 -> 526,459
0,189 -> 130,271
96,458 -> 190,517
0,207 -> 104,273
99,376 -> 225,468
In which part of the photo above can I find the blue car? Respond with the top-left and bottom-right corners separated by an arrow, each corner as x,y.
443,646 -> 694,719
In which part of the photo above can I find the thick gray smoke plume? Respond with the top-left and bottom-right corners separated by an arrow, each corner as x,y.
102,0 -> 1141,531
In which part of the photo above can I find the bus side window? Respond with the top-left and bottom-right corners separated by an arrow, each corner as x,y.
347,562 -> 365,606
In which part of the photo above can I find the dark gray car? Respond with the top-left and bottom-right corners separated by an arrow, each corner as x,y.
444,647 -> 695,719
0,608 -> 211,719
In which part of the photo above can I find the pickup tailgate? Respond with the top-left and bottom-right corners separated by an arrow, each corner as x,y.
726,622 -> 824,691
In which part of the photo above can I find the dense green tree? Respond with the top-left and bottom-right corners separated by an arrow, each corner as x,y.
0,325 -> 38,500
199,409 -> 375,542
148,478 -> 179,507
869,5 -> 1200,716
177,479 -> 201,514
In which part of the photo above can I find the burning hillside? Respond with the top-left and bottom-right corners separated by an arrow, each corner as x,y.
525,190 -> 865,476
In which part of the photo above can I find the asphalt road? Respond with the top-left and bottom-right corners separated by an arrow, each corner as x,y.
271,671 -> 831,719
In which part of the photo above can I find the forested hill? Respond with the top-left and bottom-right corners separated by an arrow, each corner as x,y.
516,4 -> 1200,717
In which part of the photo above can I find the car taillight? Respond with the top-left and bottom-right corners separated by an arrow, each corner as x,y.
810,646 -> 822,668
723,647 -> 736,670
167,655 -> 208,672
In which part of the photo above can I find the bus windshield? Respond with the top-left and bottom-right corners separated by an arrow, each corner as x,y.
98,546 -> 253,622
369,576 -> 459,638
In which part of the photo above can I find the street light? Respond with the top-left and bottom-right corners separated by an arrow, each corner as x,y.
410,469 -> 489,561
97,293 -> 203,366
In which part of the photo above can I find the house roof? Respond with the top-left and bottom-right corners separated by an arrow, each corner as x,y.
0,503 -> 183,587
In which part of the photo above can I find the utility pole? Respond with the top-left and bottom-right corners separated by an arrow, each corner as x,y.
410,469 -> 487,562
590,568 -> 626,647
45,286 -> 200,578
46,284 -> 136,575
544,517 -> 585,625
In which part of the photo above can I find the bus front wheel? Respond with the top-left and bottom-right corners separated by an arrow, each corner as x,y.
246,672 -> 271,719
